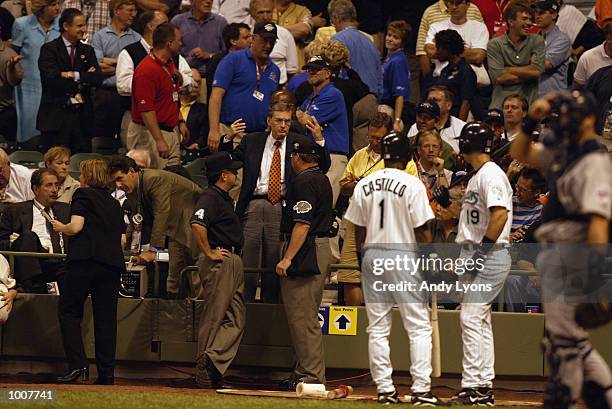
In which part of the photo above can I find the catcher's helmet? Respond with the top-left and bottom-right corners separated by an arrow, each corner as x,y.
457,121 -> 494,154
381,132 -> 411,162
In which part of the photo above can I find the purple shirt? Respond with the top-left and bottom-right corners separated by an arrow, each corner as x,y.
171,11 -> 227,74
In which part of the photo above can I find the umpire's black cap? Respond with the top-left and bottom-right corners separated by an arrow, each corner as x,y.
290,136 -> 322,156
204,152 -> 243,176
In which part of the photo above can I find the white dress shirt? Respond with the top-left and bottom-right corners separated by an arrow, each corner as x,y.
254,134 -> 287,195
115,38 -> 193,96
31,199 -> 53,253
252,133 -> 326,196
5,163 -> 35,203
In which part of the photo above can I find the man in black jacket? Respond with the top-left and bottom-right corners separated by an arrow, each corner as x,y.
0,169 -> 70,293
222,102 -> 330,303
37,8 -> 103,153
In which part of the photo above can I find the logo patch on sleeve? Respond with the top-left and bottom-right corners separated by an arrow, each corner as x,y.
293,201 -> 312,214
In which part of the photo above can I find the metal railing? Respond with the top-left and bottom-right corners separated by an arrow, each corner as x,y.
0,251 -> 161,297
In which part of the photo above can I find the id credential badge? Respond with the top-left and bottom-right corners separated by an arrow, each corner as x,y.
172,91 -> 179,102
253,90 -> 264,101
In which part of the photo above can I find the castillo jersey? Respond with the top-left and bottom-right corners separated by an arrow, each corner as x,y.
344,168 -> 434,244
456,161 -> 513,244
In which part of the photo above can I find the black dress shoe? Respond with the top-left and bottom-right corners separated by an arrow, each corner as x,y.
94,376 -> 114,385
57,368 -> 89,383
278,378 -> 301,391
195,355 -> 223,389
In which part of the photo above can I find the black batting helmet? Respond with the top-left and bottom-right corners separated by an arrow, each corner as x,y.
381,132 -> 411,162
457,121 -> 494,154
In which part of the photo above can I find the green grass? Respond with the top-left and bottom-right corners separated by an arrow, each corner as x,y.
0,390 -> 530,409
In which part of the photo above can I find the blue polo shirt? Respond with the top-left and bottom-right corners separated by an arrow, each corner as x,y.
300,82 -> 349,155
91,25 -> 141,87
382,50 -> 410,104
332,27 -> 383,100
212,48 -> 280,132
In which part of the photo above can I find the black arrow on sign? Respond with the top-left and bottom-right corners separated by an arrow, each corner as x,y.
335,314 -> 350,330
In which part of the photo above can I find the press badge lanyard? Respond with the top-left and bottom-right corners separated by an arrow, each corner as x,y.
151,52 -> 180,102
253,62 -> 267,101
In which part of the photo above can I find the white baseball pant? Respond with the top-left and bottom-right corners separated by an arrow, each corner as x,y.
457,248 -> 511,389
362,248 -> 433,394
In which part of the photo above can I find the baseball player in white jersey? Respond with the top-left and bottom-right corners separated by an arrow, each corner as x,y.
451,122 -> 513,407
345,133 -> 446,406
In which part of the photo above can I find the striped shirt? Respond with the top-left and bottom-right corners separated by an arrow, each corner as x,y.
511,197 -> 543,232
416,0 -> 484,56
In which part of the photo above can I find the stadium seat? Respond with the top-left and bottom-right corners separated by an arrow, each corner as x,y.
91,137 -> 121,155
184,158 -> 207,188
9,150 -> 44,169
69,153 -> 106,172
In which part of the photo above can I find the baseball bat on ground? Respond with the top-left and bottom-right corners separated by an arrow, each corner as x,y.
431,291 -> 441,378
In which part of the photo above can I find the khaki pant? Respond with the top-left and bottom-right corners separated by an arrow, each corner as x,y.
337,220 -> 361,284
127,121 -> 181,170
280,237 -> 331,383
326,154 -> 348,208
196,253 -> 246,375
167,238 -> 202,299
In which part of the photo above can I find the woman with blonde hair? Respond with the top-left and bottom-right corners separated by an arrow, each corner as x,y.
51,159 -> 126,385
11,0 -> 61,144
44,146 -> 80,203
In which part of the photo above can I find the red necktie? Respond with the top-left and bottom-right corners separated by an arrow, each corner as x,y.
268,140 -> 282,205
69,44 -> 75,67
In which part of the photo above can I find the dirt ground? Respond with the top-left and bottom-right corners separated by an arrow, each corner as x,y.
0,369 -> 550,407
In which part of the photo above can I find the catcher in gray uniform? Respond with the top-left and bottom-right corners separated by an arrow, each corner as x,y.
510,90 -> 612,409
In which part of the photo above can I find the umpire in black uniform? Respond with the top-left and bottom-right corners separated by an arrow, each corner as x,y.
191,152 -> 245,389
276,136 -> 333,388
52,159 -> 126,385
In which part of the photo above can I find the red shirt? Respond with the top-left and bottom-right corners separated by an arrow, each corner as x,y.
131,54 -> 180,128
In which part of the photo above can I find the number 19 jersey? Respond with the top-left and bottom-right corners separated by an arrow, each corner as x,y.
344,168 -> 434,244
456,161 -> 513,244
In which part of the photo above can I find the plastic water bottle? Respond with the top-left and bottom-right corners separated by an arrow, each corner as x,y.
603,98 -> 612,141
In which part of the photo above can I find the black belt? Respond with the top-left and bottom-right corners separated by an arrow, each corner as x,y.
330,151 -> 348,157
280,233 -> 328,241
159,124 -> 176,132
252,194 -> 284,202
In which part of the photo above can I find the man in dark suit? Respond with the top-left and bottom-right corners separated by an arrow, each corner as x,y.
0,169 -> 70,293
181,69 -> 209,152
37,8 -> 104,153
222,102 -> 330,303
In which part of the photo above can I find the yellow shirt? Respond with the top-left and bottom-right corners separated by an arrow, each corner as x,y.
339,146 -> 418,190
273,3 -> 312,69
416,0 -> 483,56
180,99 -> 197,123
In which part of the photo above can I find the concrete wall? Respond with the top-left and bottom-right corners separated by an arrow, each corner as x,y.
1,296 -> 610,375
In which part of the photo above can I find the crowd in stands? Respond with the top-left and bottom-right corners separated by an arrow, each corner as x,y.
0,0 -> 611,314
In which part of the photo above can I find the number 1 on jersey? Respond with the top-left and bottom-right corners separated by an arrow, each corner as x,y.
379,199 -> 384,229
